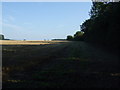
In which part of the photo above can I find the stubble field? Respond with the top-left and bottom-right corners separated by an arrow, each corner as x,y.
1,40 -> 120,88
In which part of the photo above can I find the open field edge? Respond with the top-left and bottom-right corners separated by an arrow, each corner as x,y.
0,40 -> 69,45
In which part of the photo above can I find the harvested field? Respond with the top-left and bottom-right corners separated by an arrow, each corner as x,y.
0,40 -> 68,45
2,41 -> 120,88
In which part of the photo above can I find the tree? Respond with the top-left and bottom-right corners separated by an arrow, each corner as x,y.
67,35 -> 73,41
74,31 -> 84,41
81,1 -> 120,49
0,34 -> 4,40
89,2 -> 108,19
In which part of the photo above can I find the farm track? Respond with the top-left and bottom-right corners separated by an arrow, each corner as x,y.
2,41 -> 120,88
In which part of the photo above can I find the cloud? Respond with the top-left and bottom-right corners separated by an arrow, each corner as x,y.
2,15 -> 15,24
3,19 -> 9,23
2,15 -> 23,30
8,15 -> 15,22
5,15 -> 15,22
2,23 -> 23,30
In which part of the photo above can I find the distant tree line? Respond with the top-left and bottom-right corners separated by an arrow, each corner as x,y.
67,1 -> 120,49
67,31 -> 84,41
0,34 -> 4,40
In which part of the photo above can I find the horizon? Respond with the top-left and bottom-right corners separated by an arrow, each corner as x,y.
1,2 -> 92,40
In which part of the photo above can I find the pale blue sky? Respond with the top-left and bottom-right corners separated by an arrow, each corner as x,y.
2,2 -> 92,40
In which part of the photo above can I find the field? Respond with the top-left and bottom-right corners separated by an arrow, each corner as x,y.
1,40 -> 120,88
0,40 -> 68,45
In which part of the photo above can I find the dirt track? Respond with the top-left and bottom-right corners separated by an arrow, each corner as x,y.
2,41 -> 120,88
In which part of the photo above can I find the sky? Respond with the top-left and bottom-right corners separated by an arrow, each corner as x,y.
1,2 -> 92,40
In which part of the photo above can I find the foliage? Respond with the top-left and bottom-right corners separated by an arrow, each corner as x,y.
0,34 -> 4,40
78,2 -> 120,50
66,31 -> 84,41
74,31 -> 84,41
66,35 -> 73,41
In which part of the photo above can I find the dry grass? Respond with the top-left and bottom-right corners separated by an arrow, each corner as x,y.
0,40 -> 68,45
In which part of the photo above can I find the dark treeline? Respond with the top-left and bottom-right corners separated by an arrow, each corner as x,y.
0,34 -> 4,40
67,31 -> 84,41
67,2 -> 120,50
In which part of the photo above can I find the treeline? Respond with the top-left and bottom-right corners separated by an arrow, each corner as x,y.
67,31 -> 84,41
0,34 -> 4,40
67,2 -> 120,49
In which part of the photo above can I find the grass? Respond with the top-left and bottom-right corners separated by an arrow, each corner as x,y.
2,41 -> 120,88
0,40 -> 68,45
